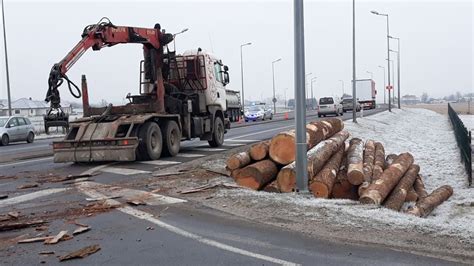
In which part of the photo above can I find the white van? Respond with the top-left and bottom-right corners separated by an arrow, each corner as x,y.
318,97 -> 343,117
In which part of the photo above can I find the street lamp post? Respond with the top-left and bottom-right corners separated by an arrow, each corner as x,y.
352,0 -> 357,123
366,71 -> 373,79
338,80 -> 345,96
389,49 -> 399,108
371,10 -> 391,112
388,59 -> 394,103
284,88 -> 288,109
272,58 -> 282,114
389,36 -> 401,109
378,65 -> 386,104
305,73 -> 312,107
311,77 -> 317,110
1,0 -> 12,116
240,42 -> 252,112
173,28 -> 188,52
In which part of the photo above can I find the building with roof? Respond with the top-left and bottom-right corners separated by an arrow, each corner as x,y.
0,98 -> 72,117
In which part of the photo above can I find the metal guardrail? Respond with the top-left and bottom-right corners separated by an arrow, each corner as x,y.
448,103 -> 472,186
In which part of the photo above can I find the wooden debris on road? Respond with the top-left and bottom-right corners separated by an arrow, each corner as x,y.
18,236 -> 54,244
407,185 -> 453,218
8,211 -> 20,219
17,183 -> 39,189
39,251 -> 55,255
44,230 -> 69,244
72,226 -> 91,235
0,219 -> 46,232
59,244 -> 101,261
126,199 -> 146,206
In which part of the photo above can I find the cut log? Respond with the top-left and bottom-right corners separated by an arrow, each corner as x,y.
310,147 -> 345,198
263,180 -> 280,193
331,159 -> 359,200
384,154 -> 398,169
249,141 -> 270,161
362,140 -> 376,182
372,142 -> 386,180
358,181 -> 370,197
414,175 -> 428,199
277,131 -> 350,192
269,118 -> 344,165
226,152 -> 251,170
384,164 -> 420,211
406,185 -> 453,218
405,188 -> 419,202
230,168 -> 242,180
347,138 -> 364,185
235,160 -> 278,190
360,152 -> 414,205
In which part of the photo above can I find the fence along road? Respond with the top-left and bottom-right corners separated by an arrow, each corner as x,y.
448,103 -> 472,186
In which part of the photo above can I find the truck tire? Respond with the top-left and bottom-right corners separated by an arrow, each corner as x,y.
162,120 -> 181,157
208,116 -> 224,147
137,122 -> 162,160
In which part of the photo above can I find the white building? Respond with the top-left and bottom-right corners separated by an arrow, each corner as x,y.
0,98 -> 72,117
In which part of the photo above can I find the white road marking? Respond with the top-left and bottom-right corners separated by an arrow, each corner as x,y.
0,188 -> 69,209
76,184 -> 297,265
225,139 -> 259,143
139,160 -> 182,166
0,157 -> 53,168
176,153 -> 205,158
223,143 -> 245,147
76,181 -> 186,206
227,125 -> 294,140
101,167 -> 151,176
81,163 -> 114,176
192,148 -> 226,152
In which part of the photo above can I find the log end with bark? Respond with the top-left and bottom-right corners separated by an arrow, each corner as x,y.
269,131 -> 297,165
226,151 -> 251,170
276,164 -> 296,193
249,141 -> 270,161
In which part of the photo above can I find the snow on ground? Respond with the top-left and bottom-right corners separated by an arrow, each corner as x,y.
459,114 -> 474,132
211,108 -> 474,246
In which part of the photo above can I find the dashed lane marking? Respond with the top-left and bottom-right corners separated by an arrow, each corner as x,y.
101,167 -> 151,176
191,148 -> 227,152
225,139 -> 259,143
0,188 -> 69,209
175,153 -> 205,158
223,143 -> 245,147
139,160 -> 182,166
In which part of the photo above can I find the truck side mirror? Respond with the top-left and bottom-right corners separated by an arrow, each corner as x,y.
223,72 -> 230,85
224,65 -> 229,71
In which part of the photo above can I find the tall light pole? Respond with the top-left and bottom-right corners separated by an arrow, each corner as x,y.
378,65 -> 386,104
352,0 -> 357,122
366,71 -> 373,79
305,72 -> 312,109
240,42 -> 252,112
371,10 -> 391,112
173,28 -> 188,52
389,35 -> 401,109
1,0 -> 11,116
389,49 -> 399,108
284,88 -> 288,109
272,58 -> 282,114
311,77 -> 317,110
338,80 -> 345,96
294,0 -> 308,192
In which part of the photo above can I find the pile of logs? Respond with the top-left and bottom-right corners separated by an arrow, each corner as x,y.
226,118 -> 453,218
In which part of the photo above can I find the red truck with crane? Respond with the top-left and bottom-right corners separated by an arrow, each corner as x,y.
45,18 -> 231,162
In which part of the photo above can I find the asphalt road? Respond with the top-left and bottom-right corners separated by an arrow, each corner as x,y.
0,108 -> 459,265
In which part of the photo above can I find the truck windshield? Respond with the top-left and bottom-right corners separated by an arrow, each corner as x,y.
0,118 -> 8,127
319,97 -> 334,104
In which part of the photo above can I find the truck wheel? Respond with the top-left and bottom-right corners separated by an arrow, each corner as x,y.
208,117 -> 224,147
1,134 -> 8,146
137,122 -> 162,160
162,120 -> 181,157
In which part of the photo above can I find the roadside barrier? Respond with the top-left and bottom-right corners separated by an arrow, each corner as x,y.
448,103 -> 472,186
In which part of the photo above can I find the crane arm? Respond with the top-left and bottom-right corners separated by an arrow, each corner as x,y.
45,18 -> 172,109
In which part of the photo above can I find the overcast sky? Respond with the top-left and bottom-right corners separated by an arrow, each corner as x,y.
0,0 -> 472,104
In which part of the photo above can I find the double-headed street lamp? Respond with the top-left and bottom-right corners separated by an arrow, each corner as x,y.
378,65 -> 386,104
310,77 -> 317,110
389,35 -> 401,109
173,28 -> 188,51
371,10 -> 391,112
272,58 -> 282,114
338,79 -> 345,95
240,42 -> 252,111
366,71 -> 373,79
389,49 -> 399,108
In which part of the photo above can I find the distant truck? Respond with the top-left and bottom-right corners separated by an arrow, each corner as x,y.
225,89 -> 241,122
353,79 -> 376,109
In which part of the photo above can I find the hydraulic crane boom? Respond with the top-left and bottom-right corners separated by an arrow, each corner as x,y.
44,17 -> 173,133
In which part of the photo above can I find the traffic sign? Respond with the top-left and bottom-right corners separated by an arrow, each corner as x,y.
385,85 -> 393,90
272,98 -> 277,103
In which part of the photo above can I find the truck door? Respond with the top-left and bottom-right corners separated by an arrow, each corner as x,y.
212,62 -> 227,110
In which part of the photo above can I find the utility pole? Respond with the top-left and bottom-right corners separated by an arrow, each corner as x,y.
352,0 -> 357,122
240,42 -> 252,112
371,10 -> 391,112
294,0 -> 308,192
378,65 -> 386,104
272,58 -> 282,114
1,0 -> 12,116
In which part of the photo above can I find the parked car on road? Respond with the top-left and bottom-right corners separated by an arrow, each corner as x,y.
341,98 -> 361,112
244,106 -> 273,122
0,116 -> 35,146
318,97 -> 343,117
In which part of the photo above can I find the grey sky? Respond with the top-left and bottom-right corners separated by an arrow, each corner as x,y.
0,0 -> 472,104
